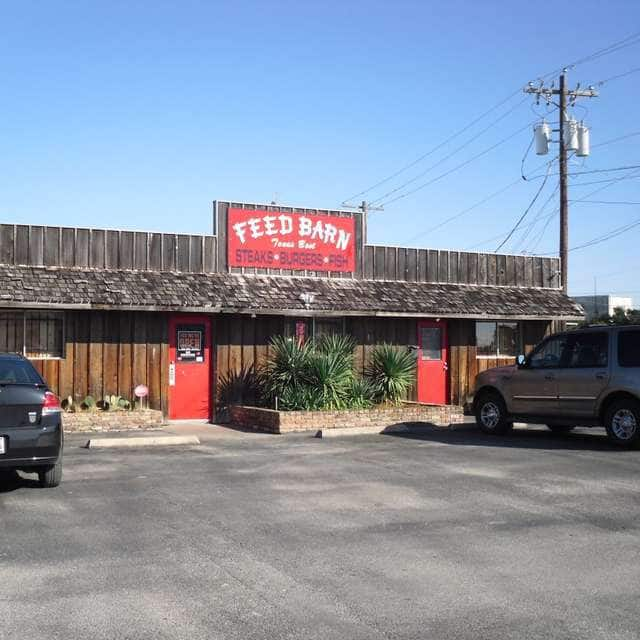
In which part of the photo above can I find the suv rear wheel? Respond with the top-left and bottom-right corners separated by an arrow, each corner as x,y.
475,391 -> 513,435
605,398 -> 640,448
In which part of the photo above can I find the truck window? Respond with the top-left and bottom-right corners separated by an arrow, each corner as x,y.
618,330 -> 640,367
565,332 -> 608,368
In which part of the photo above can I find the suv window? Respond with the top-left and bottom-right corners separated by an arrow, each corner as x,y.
0,358 -> 43,385
528,335 -> 567,369
565,332 -> 608,368
618,330 -> 640,367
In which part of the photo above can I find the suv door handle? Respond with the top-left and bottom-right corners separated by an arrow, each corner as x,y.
544,374 -> 555,381
596,372 -> 607,380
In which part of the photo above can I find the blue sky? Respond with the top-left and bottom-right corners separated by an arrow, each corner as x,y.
2,1 -> 639,301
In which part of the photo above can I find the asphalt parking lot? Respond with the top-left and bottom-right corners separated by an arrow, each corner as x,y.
1,424 -> 639,640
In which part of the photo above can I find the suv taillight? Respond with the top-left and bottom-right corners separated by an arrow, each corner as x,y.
42,391 -> 62,415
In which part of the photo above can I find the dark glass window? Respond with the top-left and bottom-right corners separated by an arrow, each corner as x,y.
528,335 -> 567,369
0,312 -> 25,354
476,322 -> 497,357
0,358 -> 43,384
618,330 -> 640,367
314,318 -> 344,338
24,312 -> 64,359
476,321 -> 519,357
0,311 -> 64,359
565,332 -> 608,368
421,327 -> 442,360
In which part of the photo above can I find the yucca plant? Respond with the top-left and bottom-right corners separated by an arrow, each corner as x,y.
219,365 -> 259,408
316,333 -> 357,360
367,344 -> 416,405
346,376 -> 376,409
260,336 -> 313,408
306,348 -> 354,409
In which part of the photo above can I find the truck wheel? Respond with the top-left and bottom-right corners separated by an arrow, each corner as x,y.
475,392 -> 512,435
605,399 -> 640,448
38,461 -> 63,488
546,425 -> 575,433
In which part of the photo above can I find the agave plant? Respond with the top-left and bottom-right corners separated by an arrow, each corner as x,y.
367,344 -> 416,405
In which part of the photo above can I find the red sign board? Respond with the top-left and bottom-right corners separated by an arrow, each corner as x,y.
227,207 -> 356,272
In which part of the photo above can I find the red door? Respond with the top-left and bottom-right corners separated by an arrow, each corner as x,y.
168,315 -> 212,420
417,320 -> 448,404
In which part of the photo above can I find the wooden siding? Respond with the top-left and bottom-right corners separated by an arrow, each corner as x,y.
29,311 -> 169,412
0,224 -> 217,274
213,314 -> 552,412
17,310 -> 552,418
363,245 -> 562,289
0,220 -> 562,289
447,319 -> 550,407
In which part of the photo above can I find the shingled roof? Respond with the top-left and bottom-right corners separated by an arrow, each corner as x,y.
0,264 -> 584,319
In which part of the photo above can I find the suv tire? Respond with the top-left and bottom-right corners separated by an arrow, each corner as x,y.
38,460 -> 62,488
605,398 -> 640,448
475,391 -> 513,435
547,425 -> 575,433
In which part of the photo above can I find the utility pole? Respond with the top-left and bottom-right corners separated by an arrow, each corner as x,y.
341,199 -> 384,244
524,71 -> 598,293
558,72 -> 569,294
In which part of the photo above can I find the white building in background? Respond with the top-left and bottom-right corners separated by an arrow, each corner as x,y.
572,295 -> 633,320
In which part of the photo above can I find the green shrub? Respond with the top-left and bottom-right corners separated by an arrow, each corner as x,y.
260,336 -> 313,408
259,336 -> 416,411
346,376 -> 376,409
306,348 -> 354,409
219,365 -> 260,408
367,344 -> 416,405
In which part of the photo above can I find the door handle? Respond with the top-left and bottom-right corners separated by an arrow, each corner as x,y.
544,374 -> 555,381
596,372 -> 607,380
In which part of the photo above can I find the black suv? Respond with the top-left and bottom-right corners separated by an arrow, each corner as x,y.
0,354 -> 63,487
473,325 -> 640,448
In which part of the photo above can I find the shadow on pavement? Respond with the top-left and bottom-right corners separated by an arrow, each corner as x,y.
0,470 -> 41,493
385,423 -> 632,452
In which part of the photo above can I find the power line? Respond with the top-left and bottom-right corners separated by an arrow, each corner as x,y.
592,130 -> 640,148
514,182 -> 560,251
342,88 -> 524,203
571,175 -> 640,187
375,122 -> 533,208
404,155 -> 556,244
525,164 -> 640,180
494,161 -> 554,252
569,200 -> 640,205
595,66 -> 640,87
569,217 -> 640,252
563,30 -> 640,70
470,167 -> 640,252
368,98 -> 529,206
346,31 -> 640,206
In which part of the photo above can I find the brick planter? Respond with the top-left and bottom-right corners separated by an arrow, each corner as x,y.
62,409 -> 165,433
228,402 -> 464,435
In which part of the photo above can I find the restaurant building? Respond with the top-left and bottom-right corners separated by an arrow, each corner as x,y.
0,201 -> 583,419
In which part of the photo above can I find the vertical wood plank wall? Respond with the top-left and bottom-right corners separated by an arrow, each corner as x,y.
212,314 -> 553,411
23,311 -> 552,417
0,222 -> 562,289
29,311 -> 169,412
447,319 -> 549,407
